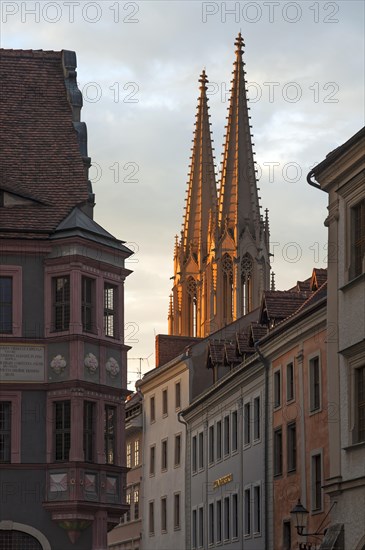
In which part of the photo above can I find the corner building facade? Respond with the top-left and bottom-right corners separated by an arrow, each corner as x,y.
0,49 -> 132,550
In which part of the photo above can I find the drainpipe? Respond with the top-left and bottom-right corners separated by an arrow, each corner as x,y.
254,342 -> 269,550
306,169 -> 321,190
178,411 -> 189,549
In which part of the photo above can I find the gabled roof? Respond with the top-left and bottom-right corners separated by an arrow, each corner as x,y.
260,290 -> 311,325
208,341 -> 225,366
0,49 -> 92,238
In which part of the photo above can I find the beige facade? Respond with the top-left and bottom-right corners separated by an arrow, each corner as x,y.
309,127 -> 365,550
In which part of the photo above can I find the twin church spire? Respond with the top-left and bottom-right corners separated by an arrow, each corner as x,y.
169,34 -> 271,338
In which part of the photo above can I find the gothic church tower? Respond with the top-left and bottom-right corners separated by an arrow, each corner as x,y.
169,34 -> 270,337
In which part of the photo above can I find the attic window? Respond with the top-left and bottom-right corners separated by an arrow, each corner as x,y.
0,190 -> 37,207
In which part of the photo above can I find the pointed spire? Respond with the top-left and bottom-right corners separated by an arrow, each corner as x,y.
182,69 -> 217,264
218,33 -> 261,241
168,294 -> 173,334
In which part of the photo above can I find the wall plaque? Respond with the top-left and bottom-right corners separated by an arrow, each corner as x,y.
0,345 -> 45,382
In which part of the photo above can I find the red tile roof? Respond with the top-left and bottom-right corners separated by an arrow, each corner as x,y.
261,290 -> 311,324
0,49 -> 91,238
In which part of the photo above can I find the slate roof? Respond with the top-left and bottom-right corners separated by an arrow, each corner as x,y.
0,49 -> 91,238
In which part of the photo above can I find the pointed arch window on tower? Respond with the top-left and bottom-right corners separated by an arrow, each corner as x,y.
222,254 -> 234,322
187,277 -> 197,337
241,254 -> 253,315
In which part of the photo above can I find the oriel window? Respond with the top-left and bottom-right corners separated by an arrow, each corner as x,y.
104,283 -> 117,338
0,277 -> 12,333
55,401 -> 71,461
104,405 -> 116,464
53,276 -> 70,331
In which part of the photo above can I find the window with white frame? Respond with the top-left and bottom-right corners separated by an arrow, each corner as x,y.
161,438 -> 168,471
216,499 -> 222,543
126,442 -> 132,468
134,439 -> 140,466
253,396 -> 260,441
216,420 -> 222,460
161,496 -> 167,532
174,492 -> 181,530
149,501 -> 155,535
311,452 -> 323,511
198,431 -> 204,469
244,401 -> 251,446
104,283 -> 117,338
224,415 -> 230,455
232,410 -> 238,451
208,425 -> 214,464
253,484 -> 261,534
274,369 -> 281,408
149,445 -> 155,475
244,487 -> 251,536
286,362 -> 294,401
224,496 -> 230,540
309,355 -> 321,412
174,433 -> 181,467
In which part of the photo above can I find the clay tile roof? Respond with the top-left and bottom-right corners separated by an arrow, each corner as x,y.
294,280 -> 327,314
0,49 -> 90,238
311,268 -> 327,290
250,322 -> 268,344
262,290 -> 311,323
225,341 -> 240,364
208,341 -> 225,366
236,330 -> 254,354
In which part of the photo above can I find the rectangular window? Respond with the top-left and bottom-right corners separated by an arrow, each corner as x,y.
232,410 -> 238,451
198,431 -> 204,469
253,485 -> 261,534
161,496 -> 167,532
244,488 -> 251,536
232,493 -> 238,539
83,401 -> 95,462
274,370 -> 281,408
0,277 -> 12,333
162,389 -> 168,416
174,493 -> 181,530
224,496 -> 230,540
224,415 -> 230,455
274,427 -> 283,476
312,453 -> 322,511
134,439 -> 140,466
283,520 -> 291,550
198,506 -> 204,547
134,488 -> 139,520
208,502 -> 214,545
55,401 -> 71,461
104,405 -> 116,464
216,499 -> 222,543
244,402 -> 251,445
309,356 -> 321,412
81,276 -> 94,332
174,434 -> 181,467
150,396 -> 155,423
104,283 -> 117,338
150,445 -> 155,475
254,396 -> 260,441
175,382 -> 181,409
161,439 -> 168,471
126,490 -> 131,522
216,421 -> 222,460
192,509 -> 197,548
357,366 -> 365,442
352,199 -> 365,278
0,402 -> 11,463
149,501 -> 155,535
286,362 -> 294,401
287,422 -> 297,472
192,435 -> 197,473
53,276 -> 70,331
208,425 -> 214,464
126,442 -> 132,468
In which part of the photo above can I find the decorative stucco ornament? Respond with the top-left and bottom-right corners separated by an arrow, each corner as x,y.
84,352 -> 98,373
106,357 -> 120,377
50,354 -> 67,374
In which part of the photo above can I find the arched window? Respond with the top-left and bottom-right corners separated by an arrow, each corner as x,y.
0,531 -> 43,549
187,277 -> 197,337
222,254 -> 234,322
241,254 -> 253,315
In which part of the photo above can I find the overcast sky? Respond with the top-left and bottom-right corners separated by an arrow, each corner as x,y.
2,0 -> 364,386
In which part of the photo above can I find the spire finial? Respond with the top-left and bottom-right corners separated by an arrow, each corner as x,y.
199,69 -> 208,91
235,32 -> 244,54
